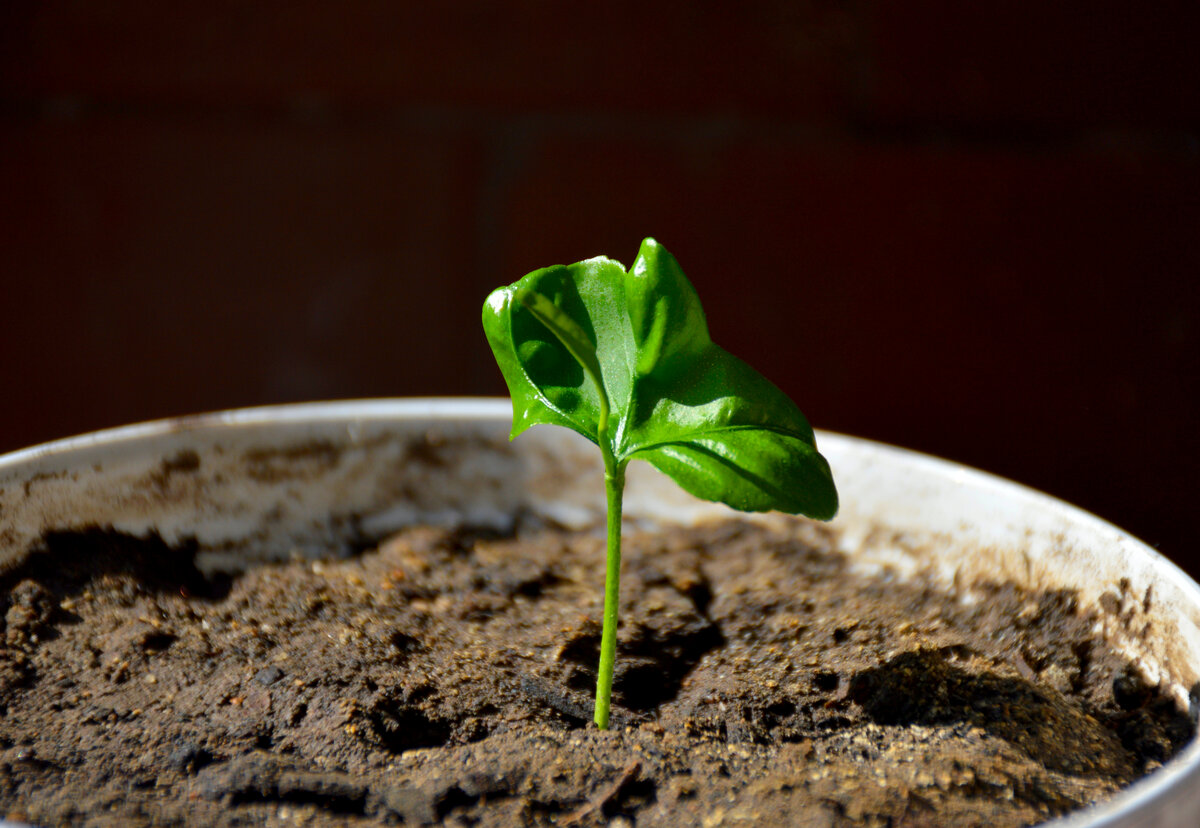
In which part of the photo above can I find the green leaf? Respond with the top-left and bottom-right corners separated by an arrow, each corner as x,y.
482,238 -> 838,519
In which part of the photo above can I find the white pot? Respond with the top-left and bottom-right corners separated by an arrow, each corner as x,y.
1,398 -> 1197,827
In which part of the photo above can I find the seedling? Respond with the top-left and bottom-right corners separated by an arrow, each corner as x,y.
483,238 -> 838,729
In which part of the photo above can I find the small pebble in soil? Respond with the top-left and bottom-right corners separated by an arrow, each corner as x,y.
254,666 -> 285,686
166,740 -> 214,774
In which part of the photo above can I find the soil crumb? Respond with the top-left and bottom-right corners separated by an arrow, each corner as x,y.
0,520 -> 1192,827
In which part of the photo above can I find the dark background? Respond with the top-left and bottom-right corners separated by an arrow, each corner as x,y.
2,3 -> 1197,571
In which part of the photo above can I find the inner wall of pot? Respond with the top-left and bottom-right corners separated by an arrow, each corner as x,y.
2,399 -> 1199,716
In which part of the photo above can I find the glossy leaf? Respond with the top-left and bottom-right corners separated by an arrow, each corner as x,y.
482,238 -> 837,519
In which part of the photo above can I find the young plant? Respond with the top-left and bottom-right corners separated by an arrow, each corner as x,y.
482,238 -> 838,729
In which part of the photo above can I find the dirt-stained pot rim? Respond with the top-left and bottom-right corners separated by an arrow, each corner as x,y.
1,397 -> 1198,828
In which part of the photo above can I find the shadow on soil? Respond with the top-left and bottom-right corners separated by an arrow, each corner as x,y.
559,619 -> 725,712
3,526 -> 231,604
848,648 -> 1193,777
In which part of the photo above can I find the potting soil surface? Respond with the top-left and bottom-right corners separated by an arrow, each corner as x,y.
0,519 -> 1192,827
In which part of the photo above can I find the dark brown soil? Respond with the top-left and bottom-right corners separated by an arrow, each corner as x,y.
0,519 -> 1192,827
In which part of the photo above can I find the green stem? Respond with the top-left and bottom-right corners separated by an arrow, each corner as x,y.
594,458 -> 626,729
514,286 -> 626,727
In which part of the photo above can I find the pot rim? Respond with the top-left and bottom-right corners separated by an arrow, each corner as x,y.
1,396 -> 1198,828
6,397 -> 1197,600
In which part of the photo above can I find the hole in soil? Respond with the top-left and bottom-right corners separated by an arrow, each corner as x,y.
512,572 -> 563,599
406,683 -> 436,704
766,700 -> 797,720
140,632 -> 177,652
1112,664 -> 1153,710
813,671 -> 840,692
389,631 -> 421,653
366,705 -> 452,753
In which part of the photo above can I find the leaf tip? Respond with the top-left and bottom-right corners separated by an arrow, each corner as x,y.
483,285 -> 512,318
632,237 -> 661,273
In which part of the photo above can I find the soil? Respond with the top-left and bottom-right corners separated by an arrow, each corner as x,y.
0,518 -> 1192,827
